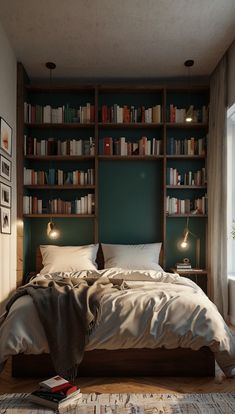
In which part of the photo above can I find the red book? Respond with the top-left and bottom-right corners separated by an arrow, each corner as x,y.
103,137 -> 113,155
39,376 -> 70,393
31,106 -> 36,123
102,105 -> 108,123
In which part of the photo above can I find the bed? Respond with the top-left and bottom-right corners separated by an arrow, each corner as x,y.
1,243 -> 235,378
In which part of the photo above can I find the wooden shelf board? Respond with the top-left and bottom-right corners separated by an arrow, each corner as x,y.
25,123 -> 95,129
24,214 -> 95,218
98,85 -> 164,93
99,122 -> 163,129
166,155 -> 205,159
166,85 -> 209,92
166,122 -> 208,128
24,185 -> 95,190
98,155 -> 163,160
166,214 -> 207,217
166,185 -> 207,189
25,155 -> 95,161
26,84 -> 95,92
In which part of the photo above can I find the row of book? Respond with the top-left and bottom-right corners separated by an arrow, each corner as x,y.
167,105 -> 209,123
166,167 -> 206,186
167,137 -> 206,156
23,102 -> 208,125
166,195 -> 208,215
100,104 -> 161,123
102,136 -> 162,156
23,194 -> 95,215
24,168 -> 94,186
24,102 -> 95,124
24,135 -> 206,157
24,135 -> 95,156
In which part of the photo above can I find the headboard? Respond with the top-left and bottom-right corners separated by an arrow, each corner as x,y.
36,244 -> 164,274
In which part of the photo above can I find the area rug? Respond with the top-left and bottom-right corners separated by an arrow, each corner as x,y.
1,392 -> 235,413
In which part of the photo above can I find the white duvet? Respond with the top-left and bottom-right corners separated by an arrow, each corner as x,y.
0,268 -> 235,376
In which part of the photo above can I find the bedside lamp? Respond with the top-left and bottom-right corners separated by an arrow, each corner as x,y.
47,220 -> 60,239
180,217 -> 200,268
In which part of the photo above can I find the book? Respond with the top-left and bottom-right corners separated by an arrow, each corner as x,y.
27,387 -> 81,410
175,262 -> 192,270
39,375 -> 70,392
176,266 -> 192,270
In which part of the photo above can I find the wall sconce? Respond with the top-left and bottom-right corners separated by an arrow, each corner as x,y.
184,59 -> 194,123
47,220 -> 60,239
180,217 -> 200,268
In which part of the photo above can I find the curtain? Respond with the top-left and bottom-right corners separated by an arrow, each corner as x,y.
207,55 -> 228,319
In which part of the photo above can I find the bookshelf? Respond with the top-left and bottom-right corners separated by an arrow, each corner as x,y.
17,63 -> 209,287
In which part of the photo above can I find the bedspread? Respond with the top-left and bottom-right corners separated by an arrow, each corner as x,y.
0,268 -> 235,376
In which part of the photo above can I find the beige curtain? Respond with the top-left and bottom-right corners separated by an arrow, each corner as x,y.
207,55 -> 228,319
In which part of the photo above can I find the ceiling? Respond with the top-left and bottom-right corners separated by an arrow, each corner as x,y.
0,0 -> 235,80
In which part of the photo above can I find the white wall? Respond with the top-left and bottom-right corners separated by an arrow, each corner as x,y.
0,23 -> 17,314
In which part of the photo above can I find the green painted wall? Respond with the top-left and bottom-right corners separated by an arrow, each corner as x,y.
99,160 -> 163,244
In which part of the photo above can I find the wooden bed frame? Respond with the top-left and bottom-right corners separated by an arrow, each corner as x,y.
12,245 -> 215,377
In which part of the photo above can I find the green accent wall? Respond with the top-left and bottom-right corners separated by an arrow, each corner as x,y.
99,160 -> 163,243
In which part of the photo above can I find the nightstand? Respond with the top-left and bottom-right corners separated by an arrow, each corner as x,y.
170,268 -> 208,294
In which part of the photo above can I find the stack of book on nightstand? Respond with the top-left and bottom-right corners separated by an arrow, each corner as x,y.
175,261 -> 192,271
27,375 -> 81,410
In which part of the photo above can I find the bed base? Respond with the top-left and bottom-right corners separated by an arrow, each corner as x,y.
12,347 -> 215,377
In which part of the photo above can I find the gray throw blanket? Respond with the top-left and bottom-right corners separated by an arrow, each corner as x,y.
5,276 -> 126,380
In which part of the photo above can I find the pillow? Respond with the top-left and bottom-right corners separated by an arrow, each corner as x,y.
40,244 -> 99,274
101,243 -> 162,271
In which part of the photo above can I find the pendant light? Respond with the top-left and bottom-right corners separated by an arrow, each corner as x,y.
184,59 -> 194,123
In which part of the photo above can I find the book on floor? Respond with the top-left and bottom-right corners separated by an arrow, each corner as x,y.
27,387 -> 81,410
39,375 -> 70,392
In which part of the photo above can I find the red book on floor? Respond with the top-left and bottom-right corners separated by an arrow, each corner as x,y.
39,375 -> 71,393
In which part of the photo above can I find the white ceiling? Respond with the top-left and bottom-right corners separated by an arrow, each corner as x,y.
0,0 -> 235,80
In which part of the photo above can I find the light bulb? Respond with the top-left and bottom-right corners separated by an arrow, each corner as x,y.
47,221 -> 60,239
48,228 -> 60,239
185,116 -> 193,123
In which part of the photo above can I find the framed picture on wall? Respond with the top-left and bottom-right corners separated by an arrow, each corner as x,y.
0,206 -> 11,234
0,117 -> 12,156
0,182 -> 11,207
0,155 -> 11,182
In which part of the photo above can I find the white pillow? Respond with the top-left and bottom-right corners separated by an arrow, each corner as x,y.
101,243 -> 162,271
40,244 -> 99,274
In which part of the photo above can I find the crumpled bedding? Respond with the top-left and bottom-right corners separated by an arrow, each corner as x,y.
0,268 -> 235,376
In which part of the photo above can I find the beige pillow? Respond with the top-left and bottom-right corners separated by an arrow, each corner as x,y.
40,244 -> 98,274
101,243 -> 162,271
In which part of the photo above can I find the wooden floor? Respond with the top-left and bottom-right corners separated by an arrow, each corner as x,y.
0,358 -> 235,394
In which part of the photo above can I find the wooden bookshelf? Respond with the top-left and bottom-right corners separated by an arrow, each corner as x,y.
17,62 -> 209,288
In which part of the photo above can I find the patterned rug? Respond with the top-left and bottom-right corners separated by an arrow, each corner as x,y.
1,392 -> 235,413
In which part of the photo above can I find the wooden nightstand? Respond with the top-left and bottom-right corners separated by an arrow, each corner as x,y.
170,268 -> 208,294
